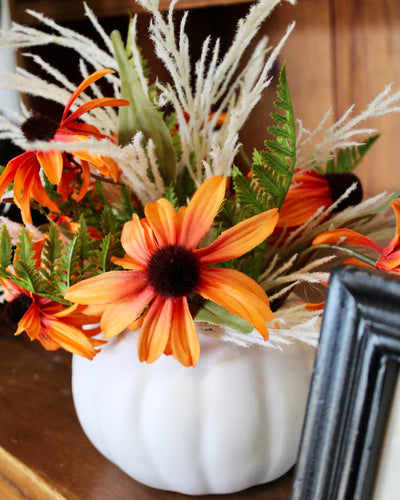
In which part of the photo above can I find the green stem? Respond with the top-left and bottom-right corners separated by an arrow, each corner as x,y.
252,240 -> 269,282
90,173 -> 126,187
238,147 -> 253,170
300,243 -> 378,267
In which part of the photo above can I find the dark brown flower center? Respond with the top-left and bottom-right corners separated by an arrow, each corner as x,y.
325,173 -> 363,213
146,245 -> 200,298
21,112 -> 59,142
5,293 -> 33,325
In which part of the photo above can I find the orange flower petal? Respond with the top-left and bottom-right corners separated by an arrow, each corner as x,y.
137,296 -> 173,363
0,279 -> 23,302
37,334 -> 59,351
16,303 -> 41,339
145,198 -> 178,246
79,303 -> 108,317
277,172 -> 332,228
175,206 -> 187,242
0,153 -> 26,199
342,257 -> 374,268
52,302 -> 81,318
29,169 -> 60,213
382,199 -> 400,256
164,337 -> 173,356
377,249 -> 400,272
112,255 -> 144,270
98,156 -> 121,182
42,317 -> 97,359
65,271 -> 148,304
73,150 -> 103,167
179,176 -> 226,249
120,215 -> 156,267
15,170 -> 35,225
170,297 -> 200,367
297,301 -> 325,311
62,68 -> 115,120
197,208 -> 279,266
65,98 -> 129,124
198,267 -> 274,339
312,228 -> 382,254
37,150 -> 63,185
12,156 -> 37,205
75,160 -> 91,201
101,286 -> 154,338
59,122 -> 105,138
127,316 -> 144,332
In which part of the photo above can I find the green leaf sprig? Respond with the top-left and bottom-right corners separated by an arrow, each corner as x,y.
111,29 -> 177,185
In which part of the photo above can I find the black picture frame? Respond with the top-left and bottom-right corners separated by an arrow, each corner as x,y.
290,265 -> 400,500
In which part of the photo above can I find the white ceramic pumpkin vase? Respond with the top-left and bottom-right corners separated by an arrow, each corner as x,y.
71,327 -> 315,495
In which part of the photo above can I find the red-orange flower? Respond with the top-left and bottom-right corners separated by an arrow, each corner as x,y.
312,199 -> 400,273
2,279 -> 103,359
0,69 -> 128,223
278,171 -> 332,228
65,176 -> 279,367
0,150 -> 61,224
278,170 -> 362,228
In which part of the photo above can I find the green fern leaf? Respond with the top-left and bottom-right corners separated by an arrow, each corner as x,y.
100,206 -> 118,236
270,112 -> 287,125
325,134 -> 379,174
267,125 -> 292,140
13,228 -> 45,293
251,164 -> 281,198
164,184 -> 179,210
260,151 -> 290,176
100,234 -> 112,273
94,179 -> 107,206
93,234 -> 115,273
77,217 -> 93,261
14,260 -> 45,293
14,227 -> 34,263
120,185 -> 138,221
220,198 -> 247,228
264,139 -> 293,160
226,64 -> 296,281
232,167 -> 266,216
65,235 -> 82,287
246,64 -> 296,213
41,223 -> 63,283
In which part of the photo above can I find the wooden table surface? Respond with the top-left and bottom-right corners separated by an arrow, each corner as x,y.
0,308 -> 293,500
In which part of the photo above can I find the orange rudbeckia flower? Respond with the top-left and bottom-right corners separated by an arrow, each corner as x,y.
2,279 -> 103,359
312,199 -> 400,273
277,170 -> 362,228
65,176 -> 279,367
0,69 -> 129,224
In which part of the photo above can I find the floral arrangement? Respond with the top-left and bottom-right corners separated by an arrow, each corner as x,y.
0,0 -> 399,367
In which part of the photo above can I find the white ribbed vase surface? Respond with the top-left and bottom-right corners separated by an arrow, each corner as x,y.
72,328 -> 315,495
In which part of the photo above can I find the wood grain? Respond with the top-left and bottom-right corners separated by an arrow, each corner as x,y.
0,310 -> 293,499
239,0 -> 335,163
333,0 -> 400,197
0,447 -> 65,500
